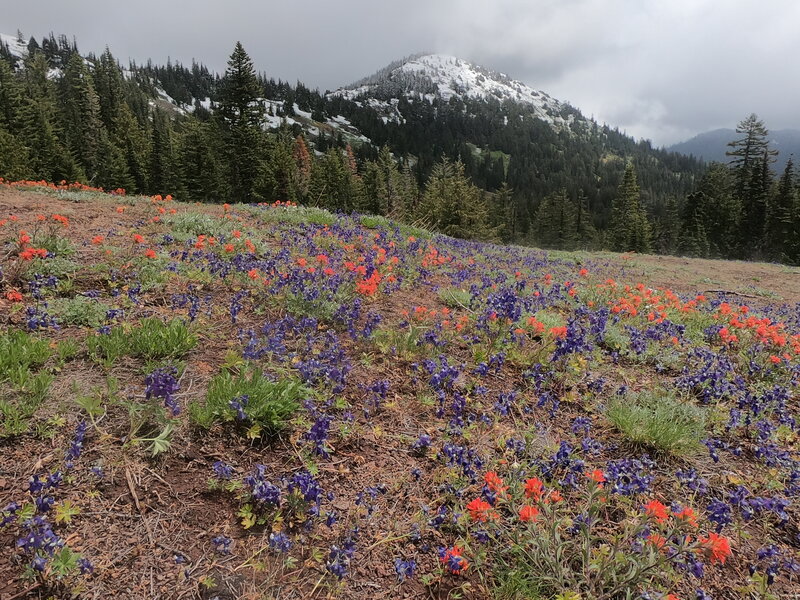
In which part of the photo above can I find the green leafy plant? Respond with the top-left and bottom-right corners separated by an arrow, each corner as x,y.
607,390 -> 707,455
0,330 -> 54,437
438,287 -> 472,310
86,327 -> 129,369
189,366 -> 306,438
48,296 -> 111,327
129,318 -> 197,360
455,475 -> 725,600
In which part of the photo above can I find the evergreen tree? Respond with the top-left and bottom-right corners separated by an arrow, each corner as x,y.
533,189 -> 577,249
291,135 -> 312,201
0,60 -> 25,134
491,182 -> 516,243
113,103 -> 150,193
19,52 -> 83,182
256,127 -> 297,202
216,42 -> 265,202
178,119 -> 222,201
609,163 -> 650,252
361,145 -> 408,218
726,114 -> 777,254
0,126 -> 32,180
767,158 -> 797,262
679,163 -> 737,257
574,191 -> 597,249
654,196 -> 681,255
309,149 -> 356,211
149,109 -> 180,195
61,52 -> 117,184
420,157 -> 495,240
679,191 -> 711,257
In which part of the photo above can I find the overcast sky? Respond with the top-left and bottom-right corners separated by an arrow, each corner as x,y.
4,0 -> 798,145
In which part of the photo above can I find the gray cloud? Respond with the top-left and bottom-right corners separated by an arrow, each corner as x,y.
4,0 -> 798,145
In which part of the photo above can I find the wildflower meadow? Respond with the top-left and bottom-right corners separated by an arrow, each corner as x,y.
0,179 -> 799,599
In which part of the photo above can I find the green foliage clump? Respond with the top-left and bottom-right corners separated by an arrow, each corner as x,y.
129,318 -> 197,360
483,478 -> 709,599
189,367 -> 305,437
438,287 -> 472,310
0,330 -> 54,437
48,296 -> 111,327
35,233 -> 76,257
86,318 -> 196,368
86,327 -> 129,369
28,256 -> 81,279
607,389 -> 706,455
166,211 -> 227,236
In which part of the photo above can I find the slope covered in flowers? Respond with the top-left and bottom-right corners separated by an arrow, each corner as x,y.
0,181 -> 799,600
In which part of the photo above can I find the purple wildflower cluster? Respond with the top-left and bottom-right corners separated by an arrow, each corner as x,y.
144,366 -> 181,416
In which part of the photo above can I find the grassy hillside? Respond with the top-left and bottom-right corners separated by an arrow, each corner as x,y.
0,181 -> 798,599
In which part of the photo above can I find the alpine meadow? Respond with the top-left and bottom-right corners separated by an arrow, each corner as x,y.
1,11 -> 800,600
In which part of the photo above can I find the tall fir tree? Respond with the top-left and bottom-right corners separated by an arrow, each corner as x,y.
216,42 -> 265,202
726,114 -> 777,255
533,189 -> 577,249
767,158 -> 797,262
149,109 -> 180,196
60,52 -> 108,182
19,52 -> 83,182
420,157 -> 495,240
679,163 -> 738,257
178,119 -> 223,202
609,162 -> 650,253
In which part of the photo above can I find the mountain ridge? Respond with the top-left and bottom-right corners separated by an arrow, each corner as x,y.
668,127 -> 800,163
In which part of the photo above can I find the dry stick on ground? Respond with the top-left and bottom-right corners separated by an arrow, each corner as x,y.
6,584 -> 42,600
701,289 -> 759,298
125,466 -> 156,546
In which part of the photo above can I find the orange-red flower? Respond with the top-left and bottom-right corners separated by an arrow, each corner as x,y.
644,500 -> 669,524
524,477 -> 544,501
5,289 -> 23,302
483,471 -> 506,494
675,507 -> 698,528
698,532 -> 732,565
91,235 -> 105,245
587,469 -> 606,484
466,498 -> 498,522
519,505 -> 539,522
19,247 -> 47,260
440,545 -> 469,574
144,249 -> 157,259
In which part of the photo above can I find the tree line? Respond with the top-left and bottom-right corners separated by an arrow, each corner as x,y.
1,35 -> 798,263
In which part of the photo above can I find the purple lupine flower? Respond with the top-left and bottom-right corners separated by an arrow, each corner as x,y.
244,465 -> 281,506
394,557 -> 417,582
269,532 -> 292,553
145,367 -> 181,416
78,557 -> 94,575
211,535 -> 232,555
212,461 -> 234,480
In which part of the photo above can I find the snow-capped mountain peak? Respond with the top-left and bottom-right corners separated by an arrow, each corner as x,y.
331,53 -> 574,127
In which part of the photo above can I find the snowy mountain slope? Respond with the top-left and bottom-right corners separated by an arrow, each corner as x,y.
0,33 -> 28,59
331,53 -> 576,128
